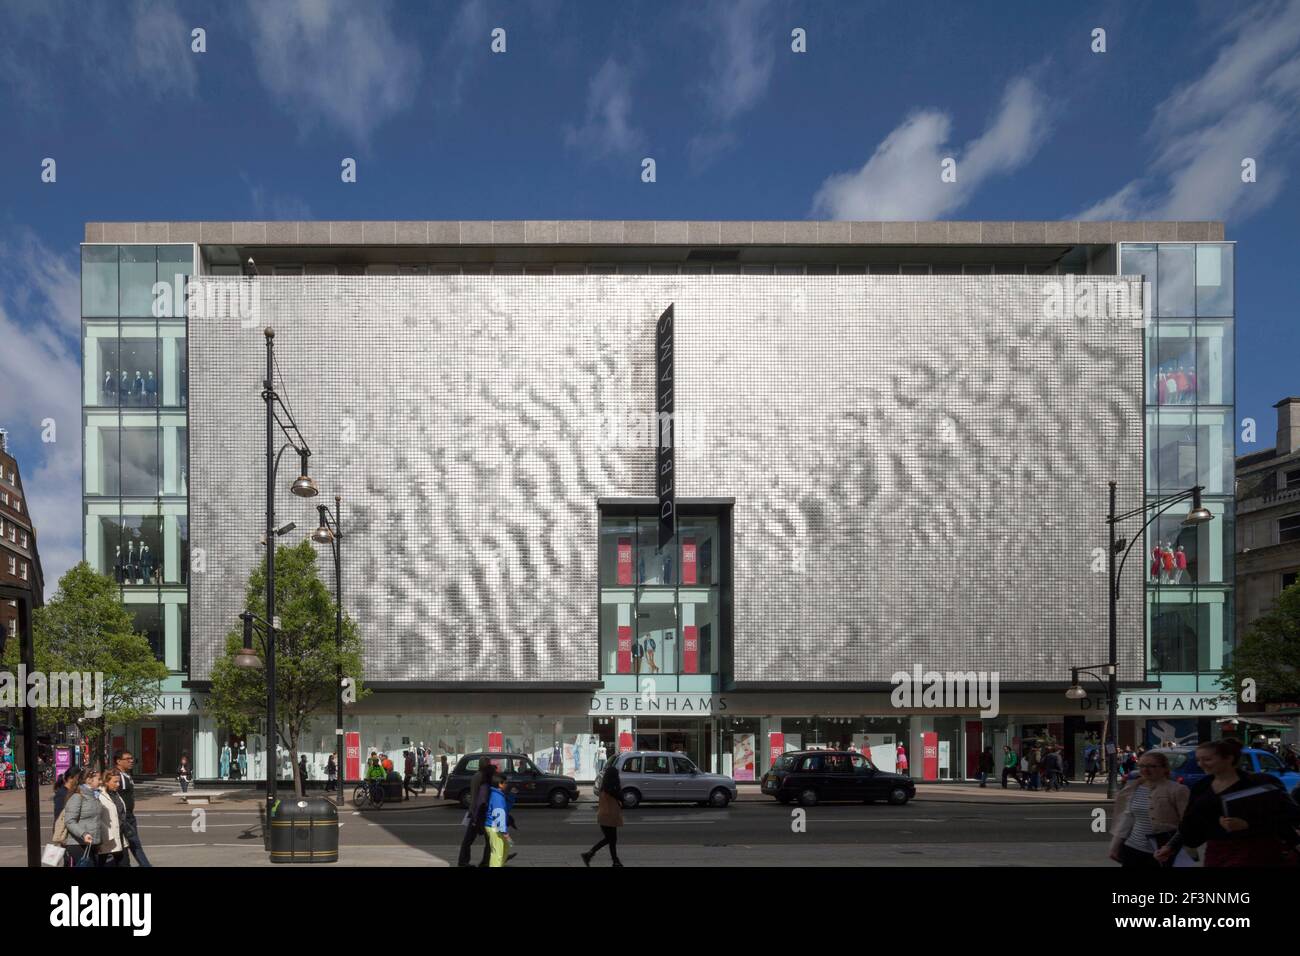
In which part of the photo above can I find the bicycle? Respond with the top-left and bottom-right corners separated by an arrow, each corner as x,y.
352,780 -> 385,809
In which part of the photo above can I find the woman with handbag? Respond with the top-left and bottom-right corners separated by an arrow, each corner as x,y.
95,769 -> 134,867
62,768 -> 104,868
177,754 -> 193,794
582,765 -> 624,867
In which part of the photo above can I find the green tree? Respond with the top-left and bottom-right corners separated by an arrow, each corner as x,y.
208,540 -> 365,797
1218,581 -> 1300,704
2,562 -> 168,768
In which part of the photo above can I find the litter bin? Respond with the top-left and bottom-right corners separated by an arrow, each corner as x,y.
269,796 -> 339,863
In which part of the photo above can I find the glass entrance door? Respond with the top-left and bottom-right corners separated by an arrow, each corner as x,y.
633,719 -> 713,771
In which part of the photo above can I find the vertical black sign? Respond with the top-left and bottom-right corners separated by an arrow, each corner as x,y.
656,304 -> 675,550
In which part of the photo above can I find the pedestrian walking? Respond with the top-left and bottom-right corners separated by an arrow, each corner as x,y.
1109,751 -> 1189,868
1085,746 -> 1100,785
581,764 -> 624,867
1018,752 -> 1030,789
437,755 -> 449,797
113,750 -> 151,867
403,750 -> 421,799
1027,746 -> 1042,791
325,754 -> 338,790
978,748 -> 994,788
177,753 -> 192,794
96,770 -> 135,867
62,769 -> 104,868
1156,738 -> 1300,867
486,774 -> 514,867
1001,746 -> 1018,789
1042,748 -> 1063,791
456,758 -> 496,867
52,767 -> 82,823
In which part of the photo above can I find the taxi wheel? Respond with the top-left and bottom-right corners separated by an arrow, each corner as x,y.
548,789 -> 571,808
888,787 -> 910,805
708,788 -> 731,808
798,788 -> 818,807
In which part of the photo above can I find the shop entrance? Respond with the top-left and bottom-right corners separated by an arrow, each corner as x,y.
634,718 -> 712,771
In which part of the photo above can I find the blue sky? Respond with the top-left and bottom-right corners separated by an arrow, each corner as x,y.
2,0 -> 1298,593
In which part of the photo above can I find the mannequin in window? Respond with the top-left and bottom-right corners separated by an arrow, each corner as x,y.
103,370 -> 116,403
1174,545 -> 1188,585
220,743 -> 231,780
643,635 -> 660,673
1161,542 -> 1175,584
1186,367 -> 1198,402
1175,366 -> 1190,404
1155,369 -> 1166,405
119,371 -> 130,405
551,742 -> 563,774
126,541 -> 138,585
1164,367 -> 1178,404
238,741 -> 248,779
113,545 -> 124,584
144,370 -> 157,406
1150,543 -> 1162,583
133,370 -> 145,405
139,544 -> 154,585
631,639 -> 643,675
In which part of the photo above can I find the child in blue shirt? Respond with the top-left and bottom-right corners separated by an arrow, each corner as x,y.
487,774 -> 515,867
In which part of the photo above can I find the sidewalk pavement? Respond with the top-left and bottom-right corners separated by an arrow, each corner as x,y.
0,778 -> 1114,815
0,841 -> 1109,867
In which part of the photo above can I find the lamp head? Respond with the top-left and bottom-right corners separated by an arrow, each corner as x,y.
291,449 -> 318,498
234,612 -> 262,670
1182,486 -> 1213,526
311,505 -> 335,544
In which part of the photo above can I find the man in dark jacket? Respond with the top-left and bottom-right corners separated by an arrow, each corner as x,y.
456,759 -> 496,867
114,750 -> 152,867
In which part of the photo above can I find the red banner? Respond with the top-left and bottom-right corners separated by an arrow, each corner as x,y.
617,537 -> 633,585
345,732 -> 361,782
617,624 -> 632,673
618,732 -> 634,753
683,625 -> 699,673
769,732 -> 785,767
922,732 -> 939,781
488,732 -> 503,753
682,538 -> 697,585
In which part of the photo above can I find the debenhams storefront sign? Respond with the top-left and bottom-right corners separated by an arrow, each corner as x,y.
1075,692 -> 1234,717
589,693 -> 725,716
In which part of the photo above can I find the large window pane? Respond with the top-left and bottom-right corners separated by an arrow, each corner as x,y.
1148,592 -> 1231,675
157,245 -> 192,318
1145,498 -> 1232,586
82,246 -> 118,317
1147,318 -> 1233,407
1195,243 -> 1233,317
1156,245 -> 1195,317
128,603 -> 164,661
110,426 -> 160,497
677,517 -> 719,587
85,326 -> 121,407
599,517 -> 636,586
121,512 -> 163,585
635,590 -> 677,675
118,328 -> 159,406
636,517 -> 673,585
1194,318 -> 1232,406
1146,408 -> 1233,495
119,245 -> 157,317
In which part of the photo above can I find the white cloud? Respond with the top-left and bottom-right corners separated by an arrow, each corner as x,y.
1079,0 -> 1300,222
0,0 -> 198,109
704,0 -> 776,121
245,0 -> 422,141
565,58 -> 644,158
811,77 -> 1050,220
0,230 -> 85,598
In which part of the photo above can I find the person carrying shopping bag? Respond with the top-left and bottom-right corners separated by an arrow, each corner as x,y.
95,769 -> 135,867
62,769 -> 104,868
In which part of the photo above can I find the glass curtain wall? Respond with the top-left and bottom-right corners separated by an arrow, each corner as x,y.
1121,242 -> 1235,691
82,244 -> 194,677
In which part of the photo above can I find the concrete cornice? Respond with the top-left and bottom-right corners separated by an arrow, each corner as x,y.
83,219 -> 1227,246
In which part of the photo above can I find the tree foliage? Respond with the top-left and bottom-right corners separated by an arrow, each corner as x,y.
207,540 -> 365,795
1218,581 -> 1300,704
2,562 -> 168,766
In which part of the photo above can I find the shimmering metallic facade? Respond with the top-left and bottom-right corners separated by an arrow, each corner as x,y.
189,275 -> 1144,684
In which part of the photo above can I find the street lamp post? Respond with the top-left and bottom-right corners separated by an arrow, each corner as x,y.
1067,481 -> 1213,798
257,327 -> 318,829
311,496 -> 344,804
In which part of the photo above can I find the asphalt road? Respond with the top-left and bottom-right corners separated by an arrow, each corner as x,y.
0,795 -> 1114,866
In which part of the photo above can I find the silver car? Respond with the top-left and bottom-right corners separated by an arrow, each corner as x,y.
593,751 -> 738,808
